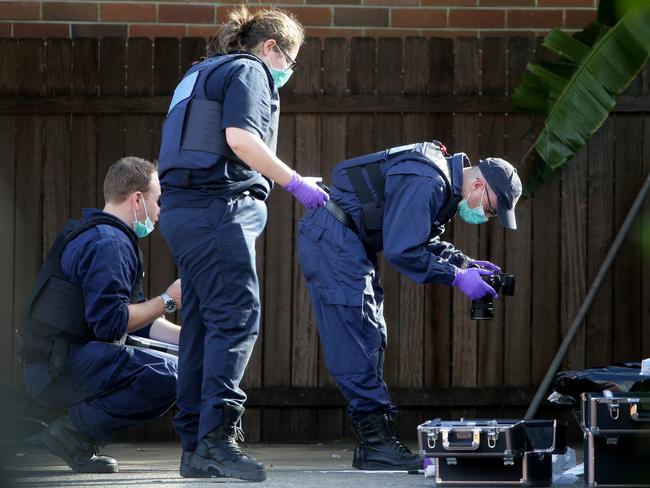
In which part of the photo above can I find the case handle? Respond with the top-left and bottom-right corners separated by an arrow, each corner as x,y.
442,429 -> 480,451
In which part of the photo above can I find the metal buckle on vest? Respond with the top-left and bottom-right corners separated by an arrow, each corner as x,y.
423,142 -> 446,165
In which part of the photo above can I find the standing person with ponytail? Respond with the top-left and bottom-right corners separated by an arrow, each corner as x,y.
157,6 -> 328,482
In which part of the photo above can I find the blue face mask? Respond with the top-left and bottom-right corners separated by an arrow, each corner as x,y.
266,56 -> 293,89
458,188 -> 488,225
133,199 -> 154,238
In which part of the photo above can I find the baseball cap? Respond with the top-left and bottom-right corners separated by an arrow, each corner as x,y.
478,157 -> 522,230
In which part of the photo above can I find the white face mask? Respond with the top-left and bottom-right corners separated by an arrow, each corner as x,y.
457,188 -> 488,225
133,198 -> 154,238
266,55 -> 294,89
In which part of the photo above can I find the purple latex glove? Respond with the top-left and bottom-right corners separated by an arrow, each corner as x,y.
452,267 -> 497,300
467,259 -> 501,273
283,171 -> 329,210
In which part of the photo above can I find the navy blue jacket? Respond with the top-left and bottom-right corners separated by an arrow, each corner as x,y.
60,208 -> 148,341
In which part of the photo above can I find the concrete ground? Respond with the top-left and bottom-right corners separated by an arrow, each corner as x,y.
5,441 -> 429,488
4,440 -> 587,488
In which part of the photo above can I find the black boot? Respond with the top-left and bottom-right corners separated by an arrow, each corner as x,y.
179,451 -> 211,478
191,405 -> 266,482
29,415 -> 118,473
352,412 -> 424,471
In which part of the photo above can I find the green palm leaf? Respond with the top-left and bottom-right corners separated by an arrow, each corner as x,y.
512,0 -> 650,192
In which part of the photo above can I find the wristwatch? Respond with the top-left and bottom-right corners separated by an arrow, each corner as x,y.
160,291 -> 177,314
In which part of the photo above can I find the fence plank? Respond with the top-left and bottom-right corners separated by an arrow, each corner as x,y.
503,37 -> 535,387
0,38 -> 17,385
43,40 -> 72,260
560,146 -> 588,371
14,39 -> 45,384
70,39 -> 98,215
613,113 -> 644,363
642,64 -> 650,360
346,37 -> 375,160
530,178 -> 562,384
97,38 -> 125,203
585,120 -> 615,367
451,37 -> 481,390
180,38 -> 205,75
639,83 -> 650,358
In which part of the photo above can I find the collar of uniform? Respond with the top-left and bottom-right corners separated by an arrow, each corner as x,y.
81,208 -> 138,240
450,156 -> 465,198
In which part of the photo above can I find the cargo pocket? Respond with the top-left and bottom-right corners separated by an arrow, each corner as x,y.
317,286 -> 381,376
298,220 -> 326,282
318,287 -> 363,308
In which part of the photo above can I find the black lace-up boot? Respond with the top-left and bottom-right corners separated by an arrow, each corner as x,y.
29,415 -> 118,473
352,412 -> 424,471
191,405 -> 266,482
179,451 -> 211,478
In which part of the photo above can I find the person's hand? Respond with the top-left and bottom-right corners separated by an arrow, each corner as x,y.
467,259 -> 501,273
452,268 -> 497,301
166,279 -> 182,310
283,171 -> 329,210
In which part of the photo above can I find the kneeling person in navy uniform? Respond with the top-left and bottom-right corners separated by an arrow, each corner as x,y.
20,157 -> 181,473
297,141 -> 523,471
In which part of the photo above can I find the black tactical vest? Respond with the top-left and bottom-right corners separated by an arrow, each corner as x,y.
338,141 -> 466,250
19,215 -> 143,377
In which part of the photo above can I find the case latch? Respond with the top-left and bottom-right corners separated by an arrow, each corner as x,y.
427,431 -> 437,449
487,426 -> 499,449
608,400 -> 620,420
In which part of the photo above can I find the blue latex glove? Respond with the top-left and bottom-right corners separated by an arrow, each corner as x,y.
467,259 -> 501,273
452,267 -> 497,300
283,171 -> 329,210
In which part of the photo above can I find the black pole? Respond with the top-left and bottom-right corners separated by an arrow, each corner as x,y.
525,173 -> 650,419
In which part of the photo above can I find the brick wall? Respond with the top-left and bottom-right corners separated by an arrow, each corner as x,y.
1,0 -> 598,39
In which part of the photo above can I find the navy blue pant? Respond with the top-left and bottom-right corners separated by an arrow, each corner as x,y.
298,208 -> 396,421
23,342 -> 177,441
160,194 -> 267,452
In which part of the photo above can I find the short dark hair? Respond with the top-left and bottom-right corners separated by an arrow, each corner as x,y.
103,156 -> 156,204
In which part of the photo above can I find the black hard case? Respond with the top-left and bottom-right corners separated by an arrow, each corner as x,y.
434,452 -> 552,487
581,391 -> 650,434
581,392 -> 650,487
418,419 -> 528,459
418,419 -> 561,487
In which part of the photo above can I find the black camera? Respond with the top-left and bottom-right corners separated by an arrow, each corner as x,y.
470,272 -> 515,320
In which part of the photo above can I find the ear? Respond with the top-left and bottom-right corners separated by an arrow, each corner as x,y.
471,178 -> 486,191
130,191 -> 143,209
261,39 -> 277,58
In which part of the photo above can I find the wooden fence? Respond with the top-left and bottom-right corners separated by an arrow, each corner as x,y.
1,36 -> 649,442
